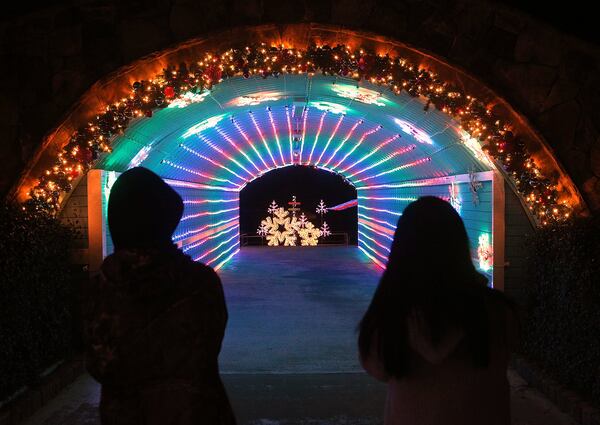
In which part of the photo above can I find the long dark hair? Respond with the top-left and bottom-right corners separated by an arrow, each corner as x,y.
358,196 -> 507,378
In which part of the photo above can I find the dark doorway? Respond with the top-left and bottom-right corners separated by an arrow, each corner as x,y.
239,166 -> 358,244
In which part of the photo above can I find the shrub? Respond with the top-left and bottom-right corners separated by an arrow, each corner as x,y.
0,203 -> 75,401
523,216 -> 600,406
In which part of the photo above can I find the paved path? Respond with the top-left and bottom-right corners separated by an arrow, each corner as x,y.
21,247 -> 578,424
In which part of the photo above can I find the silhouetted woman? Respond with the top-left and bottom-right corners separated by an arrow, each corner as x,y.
358,196 -> 517,425
84,167 -> 236,425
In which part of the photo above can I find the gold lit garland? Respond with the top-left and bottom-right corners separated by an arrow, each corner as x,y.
25,43 -> 572,225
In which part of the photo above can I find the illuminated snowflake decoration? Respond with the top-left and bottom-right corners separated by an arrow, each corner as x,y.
320,222 -> 331,237
298,222 -> 322,246
298,212 -> 308,228
477,233 -> 493,272
316,199 -> 328,215
261,207 -> 298,246
257,223 -> 269,237
332,84 -> 385,106
267,200 -> 279,215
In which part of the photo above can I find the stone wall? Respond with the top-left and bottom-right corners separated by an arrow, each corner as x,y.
1,0 -> 600,211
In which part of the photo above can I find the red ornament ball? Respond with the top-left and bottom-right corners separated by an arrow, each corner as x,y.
164,86 -> 175,99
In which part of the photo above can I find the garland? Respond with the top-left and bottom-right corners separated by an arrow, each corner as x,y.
25,43 -> 572,225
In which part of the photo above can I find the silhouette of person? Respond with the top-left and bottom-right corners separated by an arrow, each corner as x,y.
84,167 -> 236,425
358,196 -> 517,425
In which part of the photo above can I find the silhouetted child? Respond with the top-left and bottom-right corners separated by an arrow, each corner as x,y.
84,167 -> 236,425
359,196 -> 517,425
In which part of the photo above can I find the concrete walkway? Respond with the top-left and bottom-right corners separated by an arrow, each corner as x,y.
21,247 -> 578,424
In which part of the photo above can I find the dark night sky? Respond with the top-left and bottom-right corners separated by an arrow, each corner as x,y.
239,166 -> 358,244
3,1 -> 599,44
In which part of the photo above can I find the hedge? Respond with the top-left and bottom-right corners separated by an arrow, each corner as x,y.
523,215 -> 600,407
0,203 -> 75,402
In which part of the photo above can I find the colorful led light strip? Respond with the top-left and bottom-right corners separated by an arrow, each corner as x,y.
214,248 -> 240,271
357,230 -> 391,253
358,213 -> 398,231
358,246 -> 386,269
358,237 -> 389,262
353,157 -> 431,184
357,196 -> 418,202
315,113 -> 344,166
173,215 -> 239,241
180,144 -> 247,182
307,111 -> 327,165
358,205 -> 403,216
204,239 -> 240,265
196,133 -> 255,179
359,214 -> 396,231
183,198 -> 238,205
358,221 -> 395,243
346,145 -> 416,179
332,125 -> 382,170
161,159 -> 240,187
299,106 -> 309,163
232,117 -> 270,170
181,206 -> 239,222
214,127 -> 262,174
323,119 -> 362,168
194,233 -> 239,262
268,107 -> 286,165
339,134 -> 402,174
249,111 -> 278,167
286,105 -> 294,164
182,224 -> 239,252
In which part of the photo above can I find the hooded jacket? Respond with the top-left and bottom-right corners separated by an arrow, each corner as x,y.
83,167 -> 236,425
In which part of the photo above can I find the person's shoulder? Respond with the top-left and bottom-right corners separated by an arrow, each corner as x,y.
178,255 -> 223,292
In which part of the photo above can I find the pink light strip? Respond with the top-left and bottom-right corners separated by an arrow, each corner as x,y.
194,233 -> 239,262
307,111 -> 327,165
332,125 -> 382,170
181,206 -> 239,222
339,134 -> 401,174
175,219 -> 239,247
358,221 -> 394,242
358,230 -> 391,253
204,240 -> 239,265
180,144 -> 247,182
359,205 -> 402,217
353,157 -> 431,184
322,119 -> 362,168
161,159 -> 240,187
250,111 -> 278,167
358,237 -> 389,262
232,117 -> 270,170
214,127 -> 262,173
358,214 -> 396,232
214,248 -> 240,271
182,224 -> 239,252
346,145 -> 416,179
286,105 -> 294,164
358,246 -> 386,269
299,107 -> 309,163
268,108 -> 286,165
315,114 -> 344,166
183,198 -> 238,205
173,215 -> 239,241
196,133 -> 255,179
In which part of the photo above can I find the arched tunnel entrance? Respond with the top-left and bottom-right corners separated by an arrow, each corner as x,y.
83,72 -> 503,284
239,166 -> 358,246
